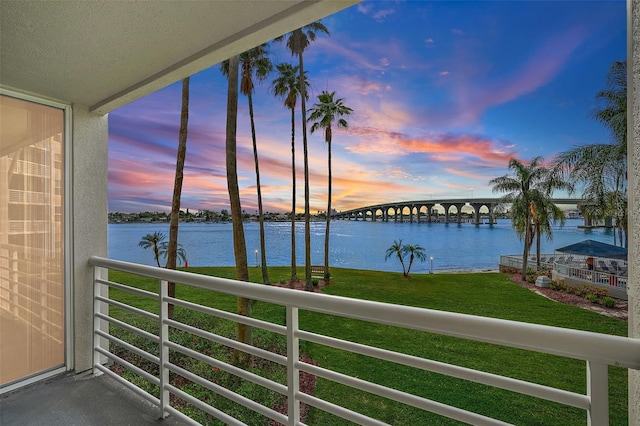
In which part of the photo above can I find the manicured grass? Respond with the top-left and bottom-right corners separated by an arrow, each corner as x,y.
107,267 -> 628,425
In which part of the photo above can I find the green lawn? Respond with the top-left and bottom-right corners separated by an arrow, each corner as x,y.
107,267 -> 628,425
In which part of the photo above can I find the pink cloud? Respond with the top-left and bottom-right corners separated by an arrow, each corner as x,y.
345,128 -> 516,167
448,25 -> 589,125
444,167 -> 488,180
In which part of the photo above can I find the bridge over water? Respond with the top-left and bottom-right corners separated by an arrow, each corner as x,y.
334,198 -> 582,225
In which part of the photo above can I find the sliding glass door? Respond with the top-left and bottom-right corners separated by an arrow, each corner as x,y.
0,94 -> 66,388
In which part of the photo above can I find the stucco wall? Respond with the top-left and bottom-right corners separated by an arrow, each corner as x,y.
629,0 -> 640,423
72,105 -> 108,372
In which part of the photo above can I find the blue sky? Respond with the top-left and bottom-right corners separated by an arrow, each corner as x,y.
108,0 -> 626,214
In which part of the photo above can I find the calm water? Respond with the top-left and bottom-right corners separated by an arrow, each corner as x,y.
108,219 -> 616,273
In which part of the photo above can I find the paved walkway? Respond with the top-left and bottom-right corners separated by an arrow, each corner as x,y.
1,372 -> 189,426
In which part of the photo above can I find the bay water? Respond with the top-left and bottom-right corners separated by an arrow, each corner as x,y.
108,219 -> 616,273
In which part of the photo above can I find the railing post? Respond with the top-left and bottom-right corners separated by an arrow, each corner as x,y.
286,306 -> 300,425
587,361 -> 608,426
159,279 -> 169,419
92,265 -> 106,375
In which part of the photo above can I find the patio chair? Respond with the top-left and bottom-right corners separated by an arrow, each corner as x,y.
597,260 -> 610,273
557,256 -> 565,263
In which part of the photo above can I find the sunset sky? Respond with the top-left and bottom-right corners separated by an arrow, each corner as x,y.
108,0 -> 626,214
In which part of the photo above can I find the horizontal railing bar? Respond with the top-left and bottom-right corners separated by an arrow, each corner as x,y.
96,295 -> 159,321
89,256 -> 640,369
95,347 -> 160,386
163,405 -> 200,425
95,330 -> 159,365
95,312 -> 159,343
168,385 -> 247,426
167,296 -> 286,335
96,277 -> 159,300
298,362 -> 511,426
166,319 -> 287,366
167,363 -> 288,424
297,330 -> 590,410
94,364 -> 161,406
297,392 -> 389,426
166,341 -> 287,395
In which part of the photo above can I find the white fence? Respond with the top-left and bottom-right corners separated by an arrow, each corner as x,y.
90,256 -> 640,425
499,255 -> 628,299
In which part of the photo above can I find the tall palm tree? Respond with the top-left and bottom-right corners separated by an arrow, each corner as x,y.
165,77 -> 190,318
309,90 -> 353,280
138,231 -> 166,267
490,157 -> 567,280
385,239 -> 407,277
223,44 -> 273,285
271,63 -> 309,283
402,243 -> 427,277
553,60 -> 627,246
223,55 -> 252,357
275,21 -> 329,291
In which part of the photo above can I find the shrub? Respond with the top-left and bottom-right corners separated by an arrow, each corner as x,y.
550,280 -> 569,292
526,268 -> 536,283
586,294 -> 599,303
602,297 -> 616,308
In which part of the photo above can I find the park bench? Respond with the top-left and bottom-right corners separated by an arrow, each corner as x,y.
311,265 -> 326,280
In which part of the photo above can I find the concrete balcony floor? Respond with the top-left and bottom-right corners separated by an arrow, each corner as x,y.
0,372 -> 188,426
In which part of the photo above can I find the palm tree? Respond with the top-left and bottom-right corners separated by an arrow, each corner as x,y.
309,90 -> 352,281
159,242 -> 188,266
275,21 -> 330,291
271,63 -> 309,283
223,44 -> 273,285
530,195 -> 568,268
165,77 -> 190,318
385,239 -> 407,277
490,157 -> 567,280
223,54 -> 252,357
553,60 -> 627,246
402,243 -> 427,277
138,231 -> 166,267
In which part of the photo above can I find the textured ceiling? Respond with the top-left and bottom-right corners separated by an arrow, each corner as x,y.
0,1 -> 357,114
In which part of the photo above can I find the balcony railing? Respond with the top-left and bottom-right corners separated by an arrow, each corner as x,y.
89,256 -> 640,425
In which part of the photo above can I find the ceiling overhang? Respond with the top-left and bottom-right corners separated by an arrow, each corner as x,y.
0,1 -> 358,115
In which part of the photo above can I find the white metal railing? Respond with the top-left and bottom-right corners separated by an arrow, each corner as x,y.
90,256 -> 640,426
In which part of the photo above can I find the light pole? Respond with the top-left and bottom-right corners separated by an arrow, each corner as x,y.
430,256 -> 433,274
255,249 -> 258,267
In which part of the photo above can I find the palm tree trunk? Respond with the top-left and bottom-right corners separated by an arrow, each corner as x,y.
247,92 -> 270,285
290,107 -> 297,282
521,213 -> 531,281
407,254 -> 414,277
324,137 -> 332,281
536,222 -> 541,268
166,77 -> 189,319
398,254 -> 407,277
299,51 -> 312,291
225,55 -> 252,360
